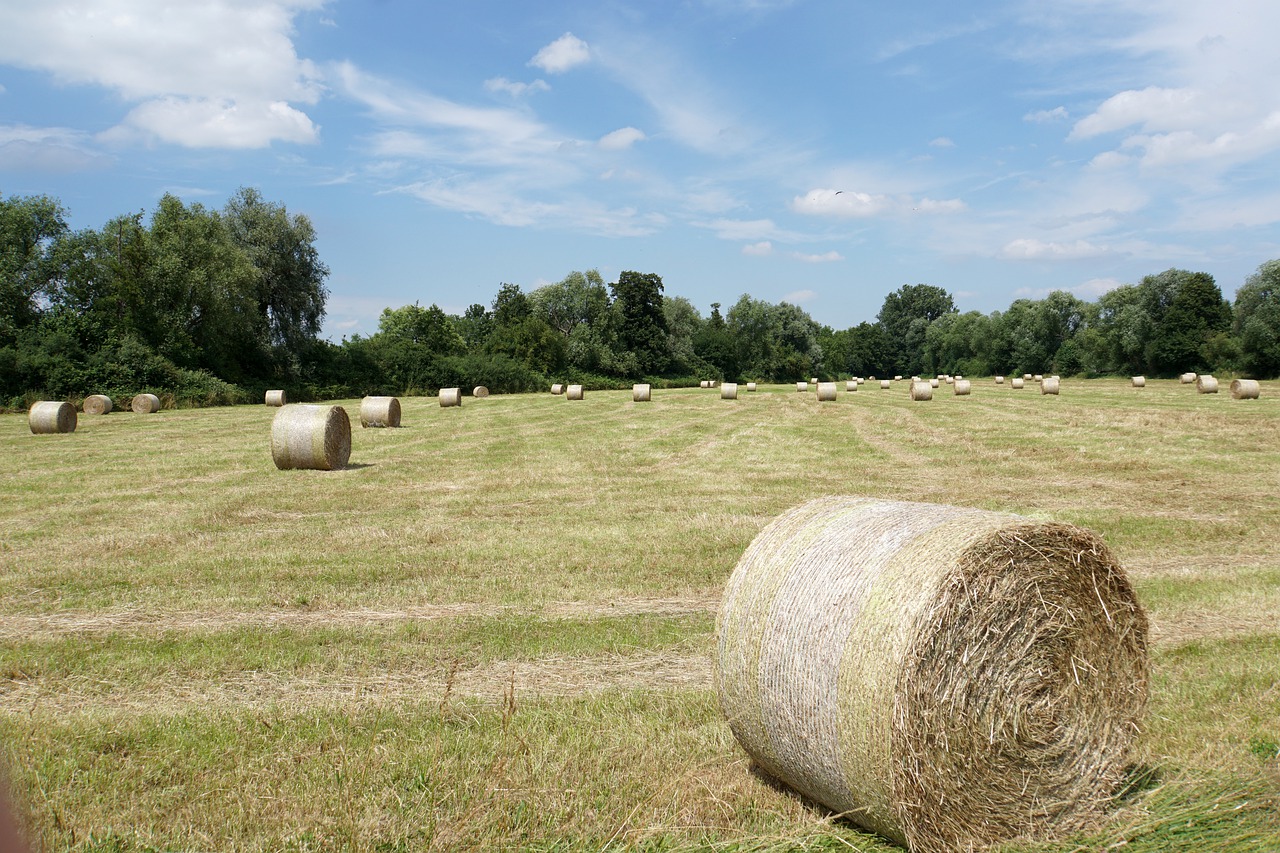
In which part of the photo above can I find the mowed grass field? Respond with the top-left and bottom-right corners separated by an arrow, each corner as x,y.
2,379 -> 1278,852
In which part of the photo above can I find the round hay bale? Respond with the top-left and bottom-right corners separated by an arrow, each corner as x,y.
746,382 -> 758,392
566,384 -> 584,400
796,382 -> 808,392
995,376 -> 1005,384
359,396 -> 401,428
29,401 -> 76,434
1011,377 -> 1026,389
1041,376 -> 1061,395
700,380 -> 711,389
879,380 -> 891,390
632,383 -> 652,402
131,393 -> 160,414
945,376 -> 954,385
1231,379 -> 1260,400
270,404 -> 351,471
1180,372 -> 1197,384
810,377 -> 819,385
1131,376 -> 1146,388
717,496 -> 1148,853
911,375 -> 921,382
550,383 -> 565,395
1023,373 -> 1033,381
910,381 -> 932,401
721,382 -> 739,400
953,379 -> 972,396
472,386 -> 490,399
1033,374 -> 1043,383
930,378 -> 939,388
83,394 -> 113,415
265,389 -> 287,407
439,388 -> 462,407
816,382 -> 837,402
1196,375 -> 1218,394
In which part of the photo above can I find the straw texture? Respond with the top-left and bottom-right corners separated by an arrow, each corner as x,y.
845,381 -> 856,392
701,380 -> 711,389
1231,379 -> 1260,399
722,382 -> 739,400
1012,377 -> 1026,389
1180,372 -> 1197,384
551,383 -> 565,395
746,382 -> 758,392
1131,376 -> 1146,388
359,396 -> 401,428
910,381 -> 932,401
83,395 -> 113,415
816,382 -> 837,402
796,382 -> 808,392
953,379 -> 972,396
716,496 -> 1148,853
439,388 -> 462,407
633,383 -> 652,402
1196,375 -> 1218,394
265,389 -> 287,407
995,376 -> 1005,384
131,394 -> 160,414
473,386 -> 490,398
566,384 -> 584,400
1041,377 -> 1060,395
29,401 -> 76,434
270,404 -> 352,470
880,380 -> 891,390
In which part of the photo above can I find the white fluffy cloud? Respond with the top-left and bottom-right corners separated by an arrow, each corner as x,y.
598,127 -> 646,150
0,0 -> 323,148
529,33 -> 591,74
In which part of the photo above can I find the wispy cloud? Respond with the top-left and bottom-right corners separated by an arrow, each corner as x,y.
742,241 -> 773,256
484,77 -> 550,98
598,126 -> 645,150
529,33 -> 591,74
791,251 -> 842,263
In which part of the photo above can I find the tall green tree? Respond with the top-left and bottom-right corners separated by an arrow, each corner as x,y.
1235,259 -> 1280,377
610,270 -> 669,374
1141,269 -> 1230,375
876,284 -> 956,374
0,193 -> 68,347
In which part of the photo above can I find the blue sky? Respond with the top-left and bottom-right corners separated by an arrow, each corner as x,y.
3,0 -> 1279,340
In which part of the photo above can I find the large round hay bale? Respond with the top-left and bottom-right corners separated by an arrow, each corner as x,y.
910,381 -> 932,401
265,389 -> 287,407
953,379 -> 972,396
845,380 -> 856,392
29,401 -> 76,434
746,382 -> 758,392
131,393 -> 160,414
632,383 -> 651,402
721,382 -> 739,400
929,378 -> 939,388
1180,372 -> 1197,384
550,383 -> 565,395
83,394 -> 113,415
1196,375 -> 1218,394
270,404 -> 351,471
1011,377 -> 1025,389
1231,379 -> 1260,400
359,396 -> 401,428
995,376 -> 1005,384
717,496 -> 1148,853
1041,376 -> 1060,395
439,388 -> 462,407
816,382 -> 837,402
796,382 -> 808,392
1131,376 -> 1146,388
879,380 -> 891,390
472,386 -> 490,399
566,384 -> 584,400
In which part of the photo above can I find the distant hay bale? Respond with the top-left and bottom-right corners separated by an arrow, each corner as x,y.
1180,372 -> 1197,384
845,380 -> 856,392
265,389 -> 287,407
1131,376 -> 1146,388
29,401 -> 76,434
566,384 -> 584,400
880,380 -> 891,390
796,382 -> 808,392
359,396 -> 401,428
1231,379 -> 1260,400
911,375 -> 921,382
83,394 -> 113,415
995,376 -> 1005,384
1034,374 -> 1044,382
472,386 -> 490,398
1196,375 -> 1218,394
945,376 -> 954,385
1041,377 -> 1061,395
633,383 -> 652,402
271,404 -> 351,471
746,382 -> 758,392
551,383 -> 565,395
910,381 -> 933,401
816,382 -> 837,401
930,378 -> 939,388
701,380 -> 711,389
868,375 -> 877,381
439,388 -> 462,407
1023,373 -> 1033,381
1011,377 -> 1026,389
722,382 -> 739,400
894,375 -> 903,381
717,495 -> 1148,853
131,394 -> 160,414
953,379 -> 972,396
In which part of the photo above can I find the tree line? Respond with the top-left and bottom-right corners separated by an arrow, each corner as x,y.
3,189 -> 1279,407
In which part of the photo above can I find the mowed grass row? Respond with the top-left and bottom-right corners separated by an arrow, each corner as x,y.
2,379 -> 1279,850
